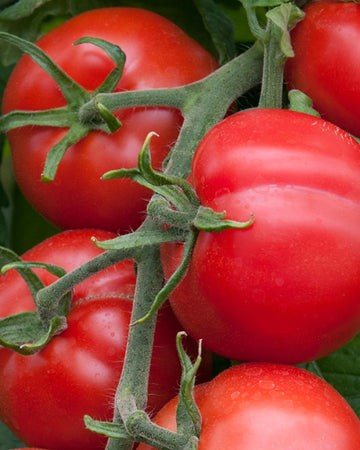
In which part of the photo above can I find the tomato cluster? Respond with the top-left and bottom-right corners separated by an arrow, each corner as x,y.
1,1 -> 360,449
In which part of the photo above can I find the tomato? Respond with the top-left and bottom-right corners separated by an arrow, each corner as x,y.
138,363 -> 360,450
2,7 -> 218,233
0,229 -> 211,450
161,108 -> 360,364
284,0 -> 360,138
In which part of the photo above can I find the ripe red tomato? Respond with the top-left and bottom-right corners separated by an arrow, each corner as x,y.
0,229 -> 211,450
284,0 -> 360,138
138,363 -> 360,449
2,7 -> 218,233
161,108 -> 360,364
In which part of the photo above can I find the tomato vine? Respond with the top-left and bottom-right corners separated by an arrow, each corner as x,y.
0,0 -> 360,449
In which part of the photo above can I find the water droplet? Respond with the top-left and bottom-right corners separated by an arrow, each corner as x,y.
259,380 -> 275,390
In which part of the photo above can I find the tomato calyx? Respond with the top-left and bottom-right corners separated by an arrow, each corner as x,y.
92,132 -> 253,329
0,32 -> 124,182
0,246 -> 71,355
102,132 -> 254,234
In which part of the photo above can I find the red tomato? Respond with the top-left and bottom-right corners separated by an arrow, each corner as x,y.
2,7 -> 218,233
284,0 -> 360,138
161,108 -> 360,364
0,229 -> 211,450
138,363 -> 360,450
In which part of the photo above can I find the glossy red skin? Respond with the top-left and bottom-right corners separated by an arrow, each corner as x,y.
138,363 -> 360,450
162,108 -> 360,364
284,0 -> 360,138
2,7 -> 218,233
0,230 -> 211,450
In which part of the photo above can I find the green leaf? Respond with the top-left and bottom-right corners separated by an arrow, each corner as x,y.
308,335 -> 360,418
0,0 -> 64,65
217,1 -> 264,43
0,135 -> 10,247
0,420 -> 25,450
193,0 -> 236,63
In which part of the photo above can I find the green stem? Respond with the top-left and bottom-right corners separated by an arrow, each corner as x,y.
105,228 -> 164,450
258,20 -> 285,109
165,42 -> 263,178
80,43 -> 263,161
36,248 -> 134,311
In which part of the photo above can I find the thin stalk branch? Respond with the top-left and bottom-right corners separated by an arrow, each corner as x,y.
258,21 -> 285,109
36,248 -> 135,310
106,226 -> 164,450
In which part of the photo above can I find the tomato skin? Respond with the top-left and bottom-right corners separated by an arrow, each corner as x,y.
284,0 -> 360,138
0,230 -> 211,450
2,7 -> 218,233
162,108 -> 360,364
138,363 -> 360,450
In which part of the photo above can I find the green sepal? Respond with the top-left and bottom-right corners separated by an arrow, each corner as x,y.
0,310 -> 67,355
0,107 -> 73,132
194,206 -> 254,232
175,331 -> 202,439
74,37 -> 125,134
41,122 -> 89,182
0,31 -> 88,105
74,37 -> 126,95
0,252 -> 72,347
104,132 -> 198,207
103,166 -> 191,214
95,101 -> 122,133
104,132 -> 255,234
137,132 -> 199,206
92,227 -> 187,251
0,246 -> 44,300
1,260 -> 67,278
1,259 -> 71,321
133,229 -> 198,326
265,2 -> 305,58
84,415 -> 132,440
288,89 -> 321,118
